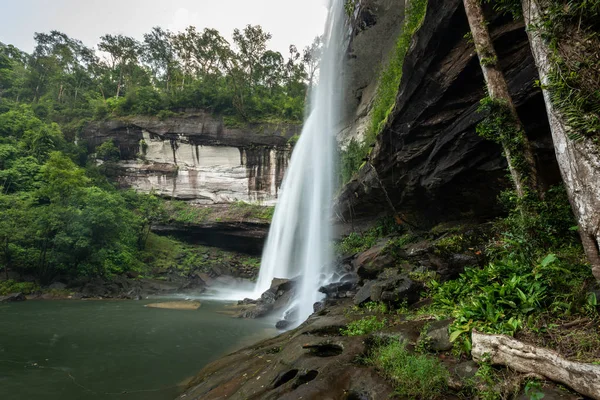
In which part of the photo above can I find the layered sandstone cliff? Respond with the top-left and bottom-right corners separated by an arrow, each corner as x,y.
81,112 -> 301,204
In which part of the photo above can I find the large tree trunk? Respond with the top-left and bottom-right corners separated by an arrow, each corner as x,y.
472,332 -> 600,399
463,0 -> 540,199
522,0 -> 600,280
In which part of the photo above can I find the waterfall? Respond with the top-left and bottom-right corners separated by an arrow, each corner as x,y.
254,0 -> 345,323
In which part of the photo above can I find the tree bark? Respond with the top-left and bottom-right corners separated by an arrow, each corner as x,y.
463,0 -> 540,199
522,0 -> 600,280
472,331 -> 600,399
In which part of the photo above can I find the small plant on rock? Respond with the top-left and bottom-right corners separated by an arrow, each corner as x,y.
341,316 -> 387,336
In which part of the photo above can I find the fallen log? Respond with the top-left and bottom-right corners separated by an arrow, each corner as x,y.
472,331 -> 600,400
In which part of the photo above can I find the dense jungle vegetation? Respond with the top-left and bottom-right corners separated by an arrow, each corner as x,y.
0,23 -> 311,283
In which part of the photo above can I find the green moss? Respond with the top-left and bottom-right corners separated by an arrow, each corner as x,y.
335,217 -> 405,255
231,201 -> 274,222
369,340 -> 448,399
434,234 -> 468,254
165,201 -> 212,224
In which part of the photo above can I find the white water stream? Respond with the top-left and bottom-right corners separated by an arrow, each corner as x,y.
253,0 -> 345,323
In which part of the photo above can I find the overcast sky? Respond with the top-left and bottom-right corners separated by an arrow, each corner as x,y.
0,0 -> 329,56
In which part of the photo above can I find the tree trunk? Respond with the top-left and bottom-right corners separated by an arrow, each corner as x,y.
463,0 -> 540,199
472,331 -> 600,399
522,0 -> 600,280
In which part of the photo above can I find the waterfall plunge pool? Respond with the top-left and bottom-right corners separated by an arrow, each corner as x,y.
0,299 -> 277,400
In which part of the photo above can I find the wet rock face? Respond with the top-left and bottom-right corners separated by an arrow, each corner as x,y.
81,113 -> 300,204
336,0 -> 561,227
339,0 -> 407,147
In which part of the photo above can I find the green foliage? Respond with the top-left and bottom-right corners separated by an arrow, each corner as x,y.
491,186 -> 579,263
369,340 -> 448,399
0,280 -> 40,295
0,101 -> 166,281
344,0 -> 356,18
524,380 -> 545,400
470,358 -> 503,400
433,250 -> 593,342
336,217 -> 404,255
141,232 -> 261,277
96,139 -> 120,162
483,0 -> 523,18
287,134 -> 300,147
340,0 -> 428,182
477,97 -> 533,186
339,138 -> 368,183
363,301 -> 389,314
340,315 -> 387,336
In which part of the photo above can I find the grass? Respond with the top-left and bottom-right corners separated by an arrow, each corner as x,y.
369,340 -> 448,399
341,316 -> 387,336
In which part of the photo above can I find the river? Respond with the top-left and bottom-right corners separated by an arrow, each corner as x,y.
0,299 -> 277,400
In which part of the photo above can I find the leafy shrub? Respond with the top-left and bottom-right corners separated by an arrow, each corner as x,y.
432,252 -> 594,342
96,139 -> 120,162
157,109 -> 176,120
0,280 -> 40,295
92,100 -> 109,120
287,134 -> 300,147
370,340 -> 448,399
132,86 -> 163,115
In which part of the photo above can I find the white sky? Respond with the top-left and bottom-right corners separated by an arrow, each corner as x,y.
0,0 -> 329,55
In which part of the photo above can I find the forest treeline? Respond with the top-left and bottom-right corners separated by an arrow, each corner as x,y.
0,25 -> 321,131
0,24 -> 319,283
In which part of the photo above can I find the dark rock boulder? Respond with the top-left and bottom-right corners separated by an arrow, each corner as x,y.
0,293 -> 26,302
275,320 -> 293,330
319,281 -> 357,296
237,278 -> 298,319
353,280 -> 376,305
370,275 -> 422,305
353,240 -> 396,279
420,319 -> 453,352
239,303 -> 274,319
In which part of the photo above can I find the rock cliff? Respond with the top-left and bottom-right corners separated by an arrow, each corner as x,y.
81,112 -> 301,204
336,0 -> 561,227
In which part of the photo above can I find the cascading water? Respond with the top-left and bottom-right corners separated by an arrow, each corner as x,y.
254,0 -> 345,324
